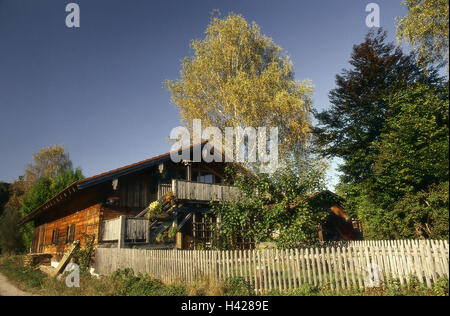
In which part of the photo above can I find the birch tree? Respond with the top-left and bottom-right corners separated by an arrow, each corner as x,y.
167,14 -> 313,155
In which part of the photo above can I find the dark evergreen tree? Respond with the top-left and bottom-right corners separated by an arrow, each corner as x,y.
313,29 -> 439,185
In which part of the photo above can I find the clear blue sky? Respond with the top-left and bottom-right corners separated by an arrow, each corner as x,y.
0,0 -> 407,188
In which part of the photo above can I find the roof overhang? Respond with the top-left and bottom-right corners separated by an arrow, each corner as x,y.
17,142 -> 251,226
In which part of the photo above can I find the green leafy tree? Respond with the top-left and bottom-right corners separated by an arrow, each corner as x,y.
212,152 -> 328,249
354,83 -> 449,239
0,207 -> 25,254
397,0 -> 449,71
167,13 -> 314,155
372,84 -> 448,200
20,168 -> 84,248
20,167 -> 83,217
392,182 -> 449,239
0,146 -> 83,253
23,144 -> 73,191
0,182 -> 10,217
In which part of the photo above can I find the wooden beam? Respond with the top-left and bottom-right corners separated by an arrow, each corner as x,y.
51,240 -> 80,278
118,216 -> 126,249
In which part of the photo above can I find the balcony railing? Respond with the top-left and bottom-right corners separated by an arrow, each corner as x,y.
157,183 -> 173,200
157,179 -> 240,202
100,217 -> 150,243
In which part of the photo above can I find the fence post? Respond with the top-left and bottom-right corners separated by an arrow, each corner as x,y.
118,216 -> 126,249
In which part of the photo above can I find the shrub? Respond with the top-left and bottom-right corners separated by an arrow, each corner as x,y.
110,268 -> 186,296
223,277 -> 253,296
185,276 -> 225,296
72,235 -> 95,273
433,278 -> 449,296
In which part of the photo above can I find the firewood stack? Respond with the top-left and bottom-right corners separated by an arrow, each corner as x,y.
23,254 -> 52,267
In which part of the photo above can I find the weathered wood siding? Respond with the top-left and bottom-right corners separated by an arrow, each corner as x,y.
172,180 -> 241,202
119,173 -> 157,209
126,218 -> 150,241
99,217 -> 150,242
100,218 -> 121,242
33,203 -> 101,256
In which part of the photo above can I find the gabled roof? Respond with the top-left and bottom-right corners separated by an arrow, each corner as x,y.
18,142 -> 250,226
17,144 -> 197,226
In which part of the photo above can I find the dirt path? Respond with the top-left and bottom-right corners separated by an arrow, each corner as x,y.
0,273 -> 36,296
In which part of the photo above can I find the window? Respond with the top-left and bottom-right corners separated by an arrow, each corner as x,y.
178,169 -> 186,180
198,173 -> 214,184
193,171 -> 214,184
51,228 -> 59,245
66,224 -> 75,243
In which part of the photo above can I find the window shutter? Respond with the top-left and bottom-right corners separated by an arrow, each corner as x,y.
65,227 -> 69,243
69,224 -> 75,242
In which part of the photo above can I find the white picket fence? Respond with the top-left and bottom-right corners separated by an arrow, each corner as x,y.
94,240 -> 449,293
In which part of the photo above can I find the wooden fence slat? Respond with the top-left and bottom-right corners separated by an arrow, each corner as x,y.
426,241 -> 437,285
300,248 -> 307,285
310,248 -> 317,287
282,249 -> 289,291
226,251 -> 230,279
356,246 -> 364,289
252,250 -> 258,293
337,247 -> 346,289
342,247 -> 350,289
440,241 -> 449,279
246,250 -> 252,291
275,249 -> 282,291
320,247 -> 328,288
238,250 -> 243,279
347,247 -> 356,289
262,250 -> 269,293
256,250 -> 261,294
431,240 -> 444,279
332,247 -> 340,290
221,250 -> 226,281
325,247 -> 334,290
304,248 -> 311,286
266,250 -> 273,292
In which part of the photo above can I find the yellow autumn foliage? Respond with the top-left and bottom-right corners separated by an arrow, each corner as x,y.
397,0 -> 449,71
166,14 -> 313,155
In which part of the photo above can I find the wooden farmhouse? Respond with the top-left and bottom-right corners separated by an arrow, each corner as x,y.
18,143 -> 361,262
18,143 -> 240,257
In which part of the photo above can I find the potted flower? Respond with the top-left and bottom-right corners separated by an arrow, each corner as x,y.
165,190 -> 175,203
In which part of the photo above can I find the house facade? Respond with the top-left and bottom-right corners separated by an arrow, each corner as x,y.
19,143 -> 240,258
